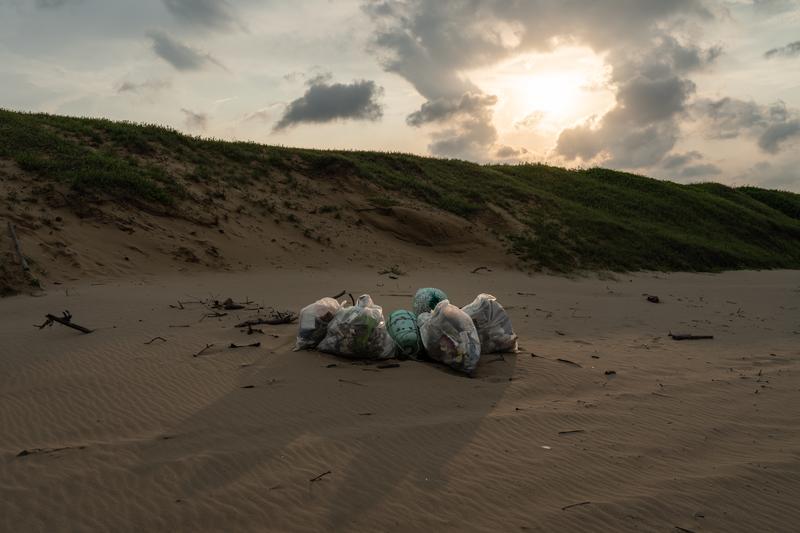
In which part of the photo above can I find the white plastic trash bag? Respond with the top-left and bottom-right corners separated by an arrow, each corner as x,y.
294,297 -> 342,350
419,300 -> 481,374
461,293 -> 518,354
317,294 -> 395,359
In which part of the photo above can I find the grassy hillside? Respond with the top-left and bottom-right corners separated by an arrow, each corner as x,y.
2,108 -> 799,272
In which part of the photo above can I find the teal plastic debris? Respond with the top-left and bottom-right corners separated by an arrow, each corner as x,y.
387,310 -> 423,359
412,287 -> 448,316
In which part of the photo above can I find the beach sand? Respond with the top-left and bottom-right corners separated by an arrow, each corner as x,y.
1,267 -> 799,532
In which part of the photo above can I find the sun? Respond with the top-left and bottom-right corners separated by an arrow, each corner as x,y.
469,46 -> 614,138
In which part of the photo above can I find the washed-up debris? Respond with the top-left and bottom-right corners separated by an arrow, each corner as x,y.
669,332 -> 714,340
144,336 -> 167,345
35,311 -> 92,334
229,342 -> 261,349
646,295 -> 660,303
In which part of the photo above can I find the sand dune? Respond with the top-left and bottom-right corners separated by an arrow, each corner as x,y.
1,267 -> 798,532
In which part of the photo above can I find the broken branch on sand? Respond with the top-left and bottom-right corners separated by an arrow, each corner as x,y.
229,342 -> 261,349
557,358 -> 582,368
561,501 -> 591,511
471,266 -> 491,274
193,344 -> 214,357
7,222 -> 30,272
234,310 -> 298,328
669,332 -> 714,341
309,470 -> 331,482
144,336 -> 167,345
35,311 -> 92,334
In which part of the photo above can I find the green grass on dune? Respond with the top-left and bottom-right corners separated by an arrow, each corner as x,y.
1,108 -> 799,272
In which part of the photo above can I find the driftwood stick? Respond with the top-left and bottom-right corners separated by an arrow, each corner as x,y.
669,332 -> 714,341
36,311 -> 92,334
7,222 -> 30,272
229,342 -> 261,349
561,501 -> 591,511
309,470 -> 331,482
144,336 -> 167,345
193,344 -> 214,357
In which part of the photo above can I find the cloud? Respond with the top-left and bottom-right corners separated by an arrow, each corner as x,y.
678,163 -> 722,178
556,35 -> 717,168
364,0 -> 715,164
181,108 -> 208,130
661,150 -> 703,169
162,0 -> 238,31
764,41 -> 800,58
692,97 -> 800,153
34,0 -> 82,8
147,30 -> 223,71
406,92 -> 497,127
274,77 -> 384,131
495,145 -> 528,159
117,79 -> 171,94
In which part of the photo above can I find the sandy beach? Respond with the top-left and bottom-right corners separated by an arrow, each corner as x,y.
1,267 -> 798,532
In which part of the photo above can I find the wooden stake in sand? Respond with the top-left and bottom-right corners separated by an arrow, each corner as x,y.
7,222 -> 30,272
36,311 -> 93,334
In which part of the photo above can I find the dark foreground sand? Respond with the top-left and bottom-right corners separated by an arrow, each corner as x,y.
1,268 -> 799,532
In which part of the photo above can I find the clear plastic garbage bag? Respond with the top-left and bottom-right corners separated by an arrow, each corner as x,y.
412,287 -> 448,316
461,293 -> 518,354
418,300 -> 481,374
294,297 -> 342,350
317,294 -> 395,359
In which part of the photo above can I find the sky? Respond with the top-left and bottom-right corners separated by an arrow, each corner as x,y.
1,0 -> 799,191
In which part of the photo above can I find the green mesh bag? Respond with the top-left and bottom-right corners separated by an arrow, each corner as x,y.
387,310 -> 423,359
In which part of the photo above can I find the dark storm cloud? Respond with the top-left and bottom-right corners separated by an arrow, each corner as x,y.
693,97 -> 800,153
162,0 -> 238,31
364,0 -> 714,162
764,41 -> 800,59
147,30 -> 223,71
181,108 -> 208,130
274,78 -> 384,131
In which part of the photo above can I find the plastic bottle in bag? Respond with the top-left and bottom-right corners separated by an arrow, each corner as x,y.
412,287 -> 448,316
317,294 -> 395,359
418,300 -> 481,375
461,293 -> 518,354
387,309 -> 423,360
294,297 -> 342,350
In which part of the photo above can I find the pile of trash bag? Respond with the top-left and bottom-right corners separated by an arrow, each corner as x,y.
462,294 -> 518,354
294,297 -> 341,350
317,295 -> 395,359
418,300 -> 482,375
294,287 -> 517,375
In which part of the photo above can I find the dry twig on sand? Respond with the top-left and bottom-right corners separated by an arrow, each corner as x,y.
669,332 -> 714,340
7,222 -> 30,272
193,344 -> 214,357
35,311 -> 92,334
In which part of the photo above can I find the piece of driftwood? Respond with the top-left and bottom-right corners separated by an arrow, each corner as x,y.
7,222 -> 30,272
229,342 -> 261,349
193,344 -> 214,357
234,310 -> 297,328
377,363 -> 400,369
669,333 -> 714,341
309,470 -> 331,482
557,358 -> 582,368
561,501 -> 591,511
36,311 -> 92,334
558,429 -> 585,435
471,266 -> 491,274
338,378 -> 365,387
144,336 -> 167,345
